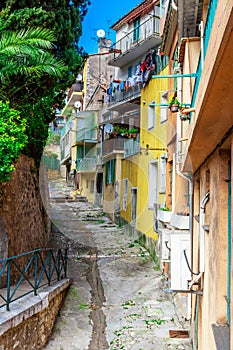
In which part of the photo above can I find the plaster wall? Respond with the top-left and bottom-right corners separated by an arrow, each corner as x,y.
192,148 -> 230,350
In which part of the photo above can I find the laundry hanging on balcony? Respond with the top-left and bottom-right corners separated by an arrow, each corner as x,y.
140,53 -> 155,87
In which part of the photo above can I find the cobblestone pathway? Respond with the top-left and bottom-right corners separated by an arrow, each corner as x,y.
44,179 -> 192,350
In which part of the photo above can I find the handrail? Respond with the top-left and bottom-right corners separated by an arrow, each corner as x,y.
0,248 -> 68,311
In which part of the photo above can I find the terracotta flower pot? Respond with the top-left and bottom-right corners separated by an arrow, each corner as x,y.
169,104 -> 179,113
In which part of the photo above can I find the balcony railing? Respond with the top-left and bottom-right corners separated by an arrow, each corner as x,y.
110,15 -> 160,59
124,138 -> 140,158
192,0 -> 218,106
60,144 -> 70,164
108,82 -> 142,106
76,158 -> 96,172
76,128 -> 97,143
102,138 -> 125,157
0,249 -> 67,311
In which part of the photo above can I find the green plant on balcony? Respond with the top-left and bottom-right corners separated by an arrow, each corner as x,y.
128,128 -> 138,138
111,125 -> 127,138
169,92 -> 182,112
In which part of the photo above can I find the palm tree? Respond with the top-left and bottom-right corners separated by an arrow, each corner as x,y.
0,27 -> 66,80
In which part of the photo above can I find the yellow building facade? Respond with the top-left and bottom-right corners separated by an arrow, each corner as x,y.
120,65 -> 169,249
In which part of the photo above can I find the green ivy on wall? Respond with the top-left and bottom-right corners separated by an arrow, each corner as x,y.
0,101 -> 27,182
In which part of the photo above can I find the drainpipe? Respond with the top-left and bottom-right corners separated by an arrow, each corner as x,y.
175,66 -> 193,320
171,0 -> 177,11
199,191 -> 210,273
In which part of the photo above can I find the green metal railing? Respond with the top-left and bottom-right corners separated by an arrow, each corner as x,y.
0,248 -> 68,311
192,0 -> 218,106
41,155 -> 60,170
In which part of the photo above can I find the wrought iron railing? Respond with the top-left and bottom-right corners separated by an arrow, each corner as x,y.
0,248 -> 68,311
109,15 -> 160,59
108,83 -> 143,106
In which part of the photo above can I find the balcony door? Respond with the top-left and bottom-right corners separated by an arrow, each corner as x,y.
148,160 -> 158,209
133,17 -> 140,42
131,188 -> 137,225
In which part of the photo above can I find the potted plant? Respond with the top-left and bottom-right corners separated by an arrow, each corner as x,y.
122,128 -> 129,138
169,92 -> 182,113
128,128 -> 138,138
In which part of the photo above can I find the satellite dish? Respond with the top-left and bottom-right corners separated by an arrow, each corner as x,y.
76,74 -> 82,82
97,29 -> 106,38
74,101 -> 81,109
104,123 -> 113,133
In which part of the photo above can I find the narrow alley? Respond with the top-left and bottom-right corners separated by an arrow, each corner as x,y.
44,179 -> 192,350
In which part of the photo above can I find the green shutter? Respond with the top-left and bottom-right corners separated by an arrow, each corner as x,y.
105,161 -> 109,184
111,159 -> 115,183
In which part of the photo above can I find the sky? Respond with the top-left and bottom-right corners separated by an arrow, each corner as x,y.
79,0 -> 141,54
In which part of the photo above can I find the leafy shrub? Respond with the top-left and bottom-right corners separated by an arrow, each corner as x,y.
0,101 -> 27,182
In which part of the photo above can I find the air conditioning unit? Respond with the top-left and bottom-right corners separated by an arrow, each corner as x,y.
170,230 -> 191,290
158,228 -> 171,261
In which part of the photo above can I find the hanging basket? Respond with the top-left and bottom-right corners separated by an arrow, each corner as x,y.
169,104 -> 179,113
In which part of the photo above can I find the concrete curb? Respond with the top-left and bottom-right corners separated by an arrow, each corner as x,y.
0,278 -> 72,336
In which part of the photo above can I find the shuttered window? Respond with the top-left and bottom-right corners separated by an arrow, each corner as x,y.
105,159 -> 115,184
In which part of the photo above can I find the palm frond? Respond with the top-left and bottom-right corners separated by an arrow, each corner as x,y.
0,27 -> 56,56
0,52 -> 66,79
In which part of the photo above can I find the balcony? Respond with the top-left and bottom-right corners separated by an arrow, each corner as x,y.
60,144 -> 71,165
108,83 -> 142,110
76,128 -> 97,143
102,138 -> 125,157
62,89 -> 83,116
182,0 -> 233,172
124,138 -> 140,158
76,158 -> 96,172
108,15 -> 161,67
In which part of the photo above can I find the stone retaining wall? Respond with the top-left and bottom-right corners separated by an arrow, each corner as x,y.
0,279 -> 72,350
0,155 -> 50,266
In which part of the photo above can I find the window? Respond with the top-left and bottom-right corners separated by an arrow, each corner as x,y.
105,159 -> 115,184
128,66 -> 133,78
122,196 -> 127,211
122,178 -> 128,212
90,180 -> 95,193
124,178 -> 128,195
148,102 -> 155,129
148,161 -> 158,208
159,154 -> 167,193
160,92 -> 168,124
133,17 -> 140,42
131,188 -> 137,223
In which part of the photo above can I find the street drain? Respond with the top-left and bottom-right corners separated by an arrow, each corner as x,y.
169,330 -> 189,338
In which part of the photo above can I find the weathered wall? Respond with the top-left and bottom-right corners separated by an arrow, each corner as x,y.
0,279 -> 72,350
0,155 -> 50,259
